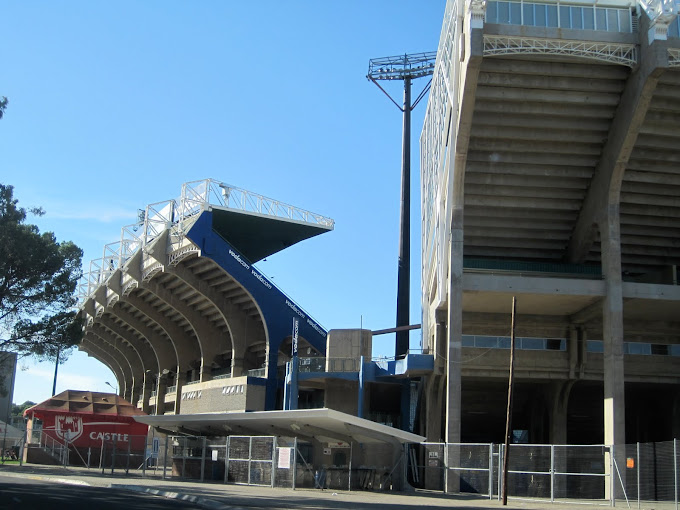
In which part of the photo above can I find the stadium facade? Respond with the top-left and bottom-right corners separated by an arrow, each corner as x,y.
420,0 -> 680,456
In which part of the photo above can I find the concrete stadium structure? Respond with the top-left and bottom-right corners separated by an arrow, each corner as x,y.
420,0 -> 680,457
77,179 -> 335,415
76,179 -> 428,487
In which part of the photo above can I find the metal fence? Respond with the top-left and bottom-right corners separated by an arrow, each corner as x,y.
408,440 -> 680,507
24,432 -> 678,506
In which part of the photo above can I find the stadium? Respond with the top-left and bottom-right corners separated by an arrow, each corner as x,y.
49,0 -> 680,499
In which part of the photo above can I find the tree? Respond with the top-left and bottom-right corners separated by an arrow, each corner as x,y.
0,184 -> 83,362
0,97 -> 7,120
10,400 -> 35,423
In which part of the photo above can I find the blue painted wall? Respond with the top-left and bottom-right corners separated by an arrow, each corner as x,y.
186,211 -> 328,409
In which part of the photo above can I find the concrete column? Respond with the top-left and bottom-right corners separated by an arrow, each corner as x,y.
124,384 -> 134,404
131,385 -> 142,407
568,326 -> 578,379
445,154 -> 466,494
425,375 -> 444,442
549,382 -> 572,445
200,364 -> 212,382
156,375 -> 168,415
600,206 -> 626,498
579,327 -> 588,379
672,392 -> 680,441
174,371 -> 186,415
424,375 -> 445,491
231,357 -> 244,377
141,375 -> 152,414
434,312 -> 447,375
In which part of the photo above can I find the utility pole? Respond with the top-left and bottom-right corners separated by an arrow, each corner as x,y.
367,51 -> 436,357
52,348 -> 60,396
502,297 -> 517,505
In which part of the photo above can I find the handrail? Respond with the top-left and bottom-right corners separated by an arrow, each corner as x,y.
77,178 -> 334,305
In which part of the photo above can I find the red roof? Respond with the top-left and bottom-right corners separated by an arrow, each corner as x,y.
24,389 -> 147,418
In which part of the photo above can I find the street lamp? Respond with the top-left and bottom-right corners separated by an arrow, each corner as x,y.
104,381 -> 118,394
367,51 -> 436,357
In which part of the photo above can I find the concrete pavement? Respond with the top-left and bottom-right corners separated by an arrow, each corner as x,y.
0,462 -> 649,510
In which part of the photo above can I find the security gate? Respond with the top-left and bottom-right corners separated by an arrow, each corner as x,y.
226,436 -> 276,486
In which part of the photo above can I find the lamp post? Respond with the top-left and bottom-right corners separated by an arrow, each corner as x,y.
367,52 -> 436,358
104,381 -> 118,395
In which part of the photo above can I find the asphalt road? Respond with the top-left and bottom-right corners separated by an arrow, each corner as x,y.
0,475 -> 202,510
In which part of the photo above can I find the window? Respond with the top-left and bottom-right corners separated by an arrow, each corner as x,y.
587,340 -> 604,353
625,343 -> 650,355
520,337 -> 545,350
546,339 -> 565,351
485,1 -> 632,32
651,344 -> 670,356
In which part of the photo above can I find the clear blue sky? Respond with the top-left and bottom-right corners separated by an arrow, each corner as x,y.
2,1 -> 445,405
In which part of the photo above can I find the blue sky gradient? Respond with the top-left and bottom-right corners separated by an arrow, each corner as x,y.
2,1 -> 445,405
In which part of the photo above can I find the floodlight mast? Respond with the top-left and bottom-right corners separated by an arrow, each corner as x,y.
367,52 -> 436,358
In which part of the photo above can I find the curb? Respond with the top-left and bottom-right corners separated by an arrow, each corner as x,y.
0,470 -> 91,486
110,484 -> 246,510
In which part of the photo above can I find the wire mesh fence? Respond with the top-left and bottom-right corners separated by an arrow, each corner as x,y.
408,440 -> 679,507
22,431 -> 680,506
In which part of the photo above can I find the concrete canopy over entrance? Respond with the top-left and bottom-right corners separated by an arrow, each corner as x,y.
134,408 -> 425,445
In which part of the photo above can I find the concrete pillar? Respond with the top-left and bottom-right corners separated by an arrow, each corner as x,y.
132,385 -> 142,408
549,382 -> 572,445
424,375 -> 445,490
425,375 -> 444,442
600,206 -> 626,498
156,375 -> 168,415
434,311 -> 447,375
174,371 -> 186,415
124,384 -> 135,404
579,327 -> 588,379
672,392 -> 680,441
568,326 -> 578,380
445,154 -> 466,493
231,357 -> 244,377
141,375 -> 152,414
200,364 -> 212,382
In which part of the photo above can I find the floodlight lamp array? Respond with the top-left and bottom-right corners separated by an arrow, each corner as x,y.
367,51 -> 437,81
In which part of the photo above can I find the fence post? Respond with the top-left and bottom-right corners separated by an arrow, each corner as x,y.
488,443 -> 493,500
162,436 -> 169,480
498,444 -> 503,501
200,436 -> 207,482
293,437 -> 298,490
100,438 -> 105,472
248,437 -> 252,485
609,444 -> 615,507
224,436 -> 229,484
637,442 -> 640,510
126,437 -> 131,475
142,437 -> 147,478
181,437 -> 187,479
674,438 -> 677,510
272,436 -> 277,488
443,442 -> 449,494
111,436 -> 117,474
550,444 -> 555,504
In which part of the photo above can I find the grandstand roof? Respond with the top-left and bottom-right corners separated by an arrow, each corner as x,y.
211,207 -> 331,263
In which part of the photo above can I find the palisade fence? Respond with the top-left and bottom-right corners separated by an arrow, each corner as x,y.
407,440 -> 680,507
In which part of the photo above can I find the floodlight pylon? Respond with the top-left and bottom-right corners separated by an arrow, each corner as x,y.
367,51 -> 436,358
